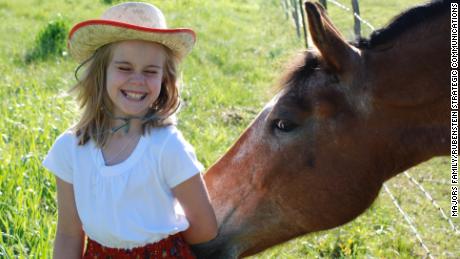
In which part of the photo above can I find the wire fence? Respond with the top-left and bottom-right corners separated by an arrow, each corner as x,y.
280,0 -> 459,257
403,171 -> 459,233
383,184 -> 434,259
281,0 -> 369,47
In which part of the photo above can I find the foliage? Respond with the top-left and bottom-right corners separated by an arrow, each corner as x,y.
101,0 -> 121,4
25,18 -> 68,63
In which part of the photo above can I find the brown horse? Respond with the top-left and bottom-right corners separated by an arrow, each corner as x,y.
191,1 -> 450,258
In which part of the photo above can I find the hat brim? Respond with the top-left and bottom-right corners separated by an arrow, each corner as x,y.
68,20 -> 196,63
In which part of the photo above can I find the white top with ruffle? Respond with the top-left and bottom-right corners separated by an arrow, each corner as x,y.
43,126 -> 204,249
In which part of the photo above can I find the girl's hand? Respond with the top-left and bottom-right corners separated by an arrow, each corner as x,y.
172,174 -> 218,244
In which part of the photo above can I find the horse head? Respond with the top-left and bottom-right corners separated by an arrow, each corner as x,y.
192,1 -> 450,258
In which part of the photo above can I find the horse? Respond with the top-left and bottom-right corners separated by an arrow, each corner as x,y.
191,0 -> 450,258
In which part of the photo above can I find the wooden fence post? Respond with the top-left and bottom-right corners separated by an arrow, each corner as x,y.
299,0 -> 308,48
319,0 -> 327,9
351,0 -> 361,39
281,0 -> 289,19
291,0 -> 301,39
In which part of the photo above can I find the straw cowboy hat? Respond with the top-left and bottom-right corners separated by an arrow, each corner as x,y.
68,2 -> 196,63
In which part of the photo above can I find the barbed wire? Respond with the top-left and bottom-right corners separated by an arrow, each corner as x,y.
404,171 -> 459,234
327,0 -> 375,30
383,184 -> 434,259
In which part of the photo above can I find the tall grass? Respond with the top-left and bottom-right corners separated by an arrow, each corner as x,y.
1,0 -> 457,258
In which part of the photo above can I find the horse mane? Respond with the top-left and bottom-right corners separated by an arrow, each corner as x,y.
355,0 -> 449,49
275,50 -> 320,92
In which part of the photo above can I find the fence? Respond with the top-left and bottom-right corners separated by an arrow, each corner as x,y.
281,0 -> 365,48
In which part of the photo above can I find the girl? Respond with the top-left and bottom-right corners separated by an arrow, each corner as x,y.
43,2 -> 217,258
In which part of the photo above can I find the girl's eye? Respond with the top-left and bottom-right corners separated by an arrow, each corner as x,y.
273,119 -> 298,132
118,67 -> 131,71
144,71 -> 158,74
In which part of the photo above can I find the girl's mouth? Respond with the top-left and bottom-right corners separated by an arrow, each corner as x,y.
121,90 -> 147,101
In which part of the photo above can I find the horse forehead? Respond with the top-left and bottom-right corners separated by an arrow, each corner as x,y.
281,71 -> 336,106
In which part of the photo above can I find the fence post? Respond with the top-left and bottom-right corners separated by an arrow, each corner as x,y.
351,0 -> 361,39
299,0 -> 308,48
319,0 -> 327,9
291,0 -> 301,39
281,0 -> 289,19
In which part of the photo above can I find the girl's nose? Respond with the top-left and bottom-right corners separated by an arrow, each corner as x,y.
130,73 -> 145,85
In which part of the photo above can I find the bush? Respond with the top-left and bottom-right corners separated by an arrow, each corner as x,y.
25,19 -> 68,63
101,0 -> 120,4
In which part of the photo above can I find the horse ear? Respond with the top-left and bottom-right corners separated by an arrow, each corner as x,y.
304,1 -> 358,72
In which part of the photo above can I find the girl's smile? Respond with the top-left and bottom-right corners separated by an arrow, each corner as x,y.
121,89 -> 148,101
106,40 -> 166,119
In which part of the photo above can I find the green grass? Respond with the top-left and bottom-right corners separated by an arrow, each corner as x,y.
1,0 -> 457,258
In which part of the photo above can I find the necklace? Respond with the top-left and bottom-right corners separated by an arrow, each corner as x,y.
102,133 -> 141,166
105,110 -> 159,134
98,108 -> 161,165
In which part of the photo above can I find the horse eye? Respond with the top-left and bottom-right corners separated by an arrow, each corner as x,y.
273,119 -> 297,132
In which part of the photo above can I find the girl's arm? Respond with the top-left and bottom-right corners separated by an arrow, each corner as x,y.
172,174 -> 218,244
53,177 -> 85,259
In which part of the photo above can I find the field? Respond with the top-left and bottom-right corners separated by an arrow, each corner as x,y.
0,0 -> 457,258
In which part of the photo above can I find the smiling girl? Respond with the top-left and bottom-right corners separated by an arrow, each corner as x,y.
43,2 -> 217,258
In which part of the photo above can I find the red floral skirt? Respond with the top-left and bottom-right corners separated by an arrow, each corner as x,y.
82,233 -> 196,259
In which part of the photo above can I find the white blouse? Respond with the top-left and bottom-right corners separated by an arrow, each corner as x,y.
43,126 -> 204,249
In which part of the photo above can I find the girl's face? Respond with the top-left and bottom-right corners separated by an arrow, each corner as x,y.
106,40 -> 166,118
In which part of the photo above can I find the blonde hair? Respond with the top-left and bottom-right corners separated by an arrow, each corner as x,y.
70,42 -> 180,147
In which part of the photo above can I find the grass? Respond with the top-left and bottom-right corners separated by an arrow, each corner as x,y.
0,0 -> 457,258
